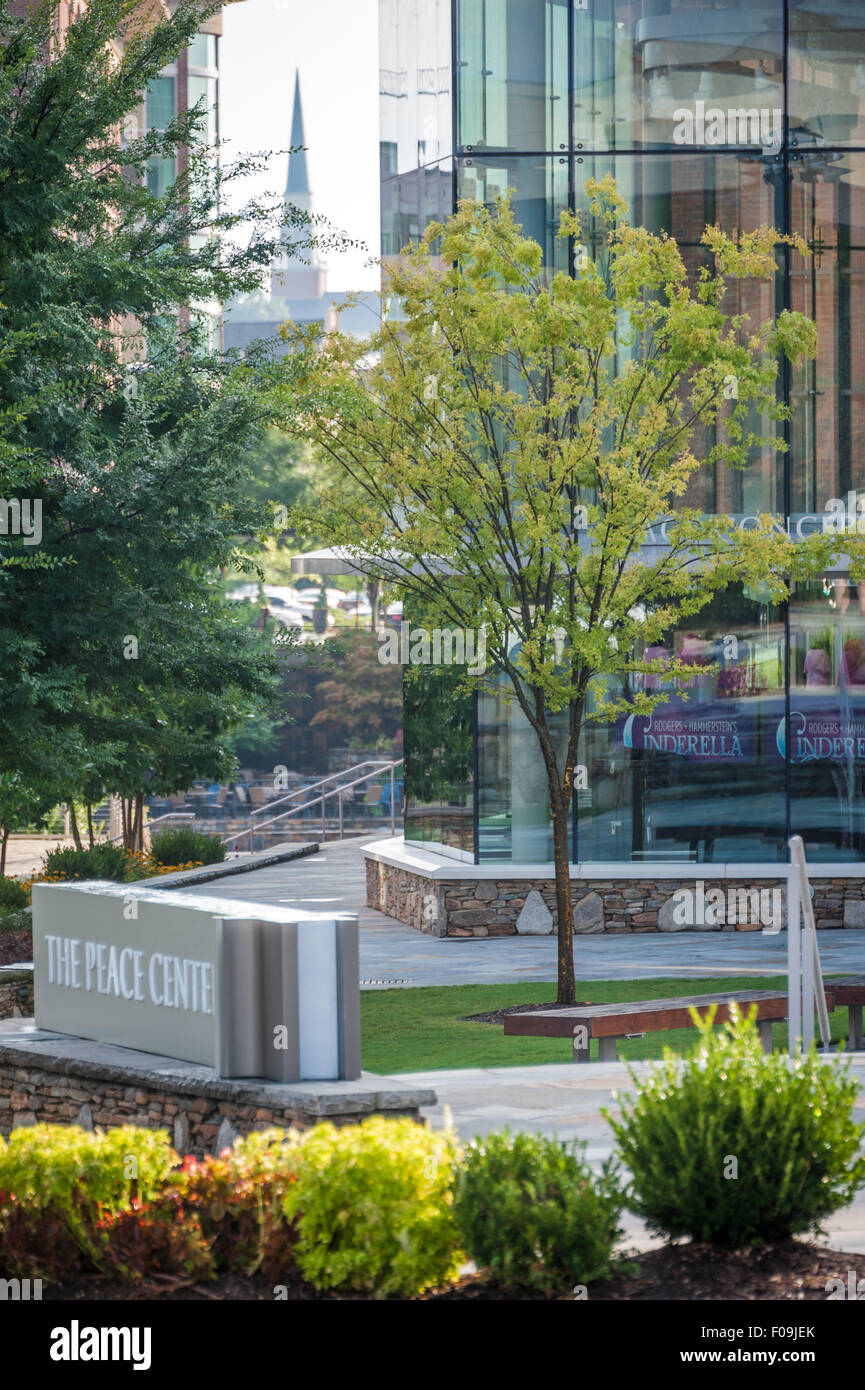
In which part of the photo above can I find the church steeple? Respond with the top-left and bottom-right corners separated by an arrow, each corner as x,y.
272,67 -> 326,302
284,71 -> 310,207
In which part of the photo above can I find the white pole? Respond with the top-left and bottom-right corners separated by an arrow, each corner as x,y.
802,895 -> 815,1052
787,857 -> 801,1057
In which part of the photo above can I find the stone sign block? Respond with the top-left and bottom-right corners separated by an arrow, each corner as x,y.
32,882 -> 360,1082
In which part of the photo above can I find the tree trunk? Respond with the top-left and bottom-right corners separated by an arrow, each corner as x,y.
68,802 -> 83,852
128,794 -> 144,853
367,579 -> 380,631
0,827 -> 8,877
550,789 -> 576,1005
86,802 -> 95,848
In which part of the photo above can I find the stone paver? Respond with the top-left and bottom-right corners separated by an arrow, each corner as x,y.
5,836 -> 74,878
204,837 -> 865,988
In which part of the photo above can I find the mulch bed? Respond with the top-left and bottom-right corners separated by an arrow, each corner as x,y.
587,1241 -> 865,1301
462,1000 -> 589,1024
0,930 -> 31,967
42,1242 -> 862,1301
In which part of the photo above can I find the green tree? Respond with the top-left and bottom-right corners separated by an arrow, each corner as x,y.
280,178 -> 856,1004
0,772 -> 55,875
0,0 -> 306,839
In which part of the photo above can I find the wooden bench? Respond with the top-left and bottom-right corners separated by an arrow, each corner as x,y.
502,988 -> 839,1062
824,976 -> 865,1050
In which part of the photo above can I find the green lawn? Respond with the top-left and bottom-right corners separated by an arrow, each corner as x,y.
360,976 -> 856,1074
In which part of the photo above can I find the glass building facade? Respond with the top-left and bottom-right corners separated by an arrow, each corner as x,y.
382,0 -> 865,867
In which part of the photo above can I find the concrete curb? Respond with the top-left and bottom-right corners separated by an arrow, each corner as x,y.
148,840 -> 320,891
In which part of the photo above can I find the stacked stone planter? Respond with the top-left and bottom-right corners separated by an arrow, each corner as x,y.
366,856 -> 865,938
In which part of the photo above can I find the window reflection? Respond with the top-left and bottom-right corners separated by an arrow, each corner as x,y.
573,1 -> 784,151
790,578 -> 865,857
457,0 -> 569,151
789,2 -> 865,147
404,666 -> 475,858
790,156 -> 865,512
390,3 -> 865,865
478,674 -> 568,862
575,588 -> 786,863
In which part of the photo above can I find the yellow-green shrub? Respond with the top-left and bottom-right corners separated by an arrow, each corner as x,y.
284,1117 -> 462,1297
0,1124 -> 178,1278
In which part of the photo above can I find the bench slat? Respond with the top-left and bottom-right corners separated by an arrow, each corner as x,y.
827,975 -> 865,1005
503,989 -> 829,1040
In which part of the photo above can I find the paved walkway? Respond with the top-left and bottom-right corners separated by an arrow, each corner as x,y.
401,1055 -> 865,1254
5,836 -> 74,878
204,837 -> 865,988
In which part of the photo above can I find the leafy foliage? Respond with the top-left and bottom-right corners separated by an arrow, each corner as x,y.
284,1117 -> 462,1297
95,1189 -> 213,1285
98,1129 -> 301,1283
0,1124 -> 177,1278
309,631 -> 402,741
453,1129 -> 623,1292
606,1005 -> 865,1245
0,876 -> 28,912
40,843 -> 135,882
149,827 -> 226,867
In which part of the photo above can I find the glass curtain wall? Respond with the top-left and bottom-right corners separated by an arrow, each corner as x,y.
395,0 -> 865,863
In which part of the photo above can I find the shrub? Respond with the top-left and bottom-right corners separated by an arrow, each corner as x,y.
178,1129 -> 299,1278
96,1191 -> 213,1284
284,1117 -> 462,1297
0,907 -> 31,934
607,1004 -> 865,1246
40,842 -> 133,882
97,1129 -> 301,1284
0,876 -> 29,912
0,1125 -> 178,1279
453,1130 -> 623,1292
149,828 -> 226,867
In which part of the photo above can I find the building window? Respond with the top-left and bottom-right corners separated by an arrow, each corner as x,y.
146,75 -> 175,132
188,73 -> 218,147
457,0 -> 568,152
187,32 -> 218,72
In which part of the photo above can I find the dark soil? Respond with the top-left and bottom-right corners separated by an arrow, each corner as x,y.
0,930 -> 31,966
589,1241 -> 865,1302
43,1241 -> 861,1301
462,1000 -> 588,1024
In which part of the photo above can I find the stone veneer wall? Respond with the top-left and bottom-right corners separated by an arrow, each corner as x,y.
366,858 -> 865,937
0,1048 -> 432,1156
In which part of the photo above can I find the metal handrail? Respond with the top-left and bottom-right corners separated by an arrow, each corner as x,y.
788,835 -> 831,1053
249,761 -> 395,821
223,759 -> 404,848
108,811 -> 195,845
